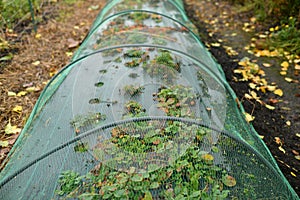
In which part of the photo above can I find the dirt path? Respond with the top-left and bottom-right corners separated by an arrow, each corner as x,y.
0,0 -> 104,166
185,0 -> 299,195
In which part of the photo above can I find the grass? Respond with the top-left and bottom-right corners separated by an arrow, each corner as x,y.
0,0 -> 41,29
0,0 -> 80,29
227,0 -> 300,22
268,17 -> 300,55
226,0 -> 300,55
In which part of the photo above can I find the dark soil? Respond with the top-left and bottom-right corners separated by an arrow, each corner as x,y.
185,0 -> 300,195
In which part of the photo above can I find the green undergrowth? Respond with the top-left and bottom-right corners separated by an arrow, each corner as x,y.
225,0 -> 300,55
0,0 -> 41,29
0,0 -> 80,29
267,17 -> 300,55
226,0 -> 300,22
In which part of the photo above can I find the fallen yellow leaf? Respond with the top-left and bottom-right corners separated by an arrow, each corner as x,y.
32,60 -> 40,66
281,61 -> 289,68
17,91 -> 27,97
66,52 -> 73,57
35,33 -> 42,39
8,91 -> 16,96
260,78 -> 267,85
49,72 -> 57,77
249,83 -> 256,89
211,42 -> 221,47
244,112 -> 255,122
259,135 -> 264,139
286,121 -> 291,126
274,89 -> 283,96
278,146 -> 286,154
285,77 -> 293,82
201,153 -> 214,161
250,91 -> 259,100
260,86 -> 267,93
13,105 -> 22,113
26,86 -> 40,92
233,69 -> 242,74
267,85 -> 276,92
250,17 -> 256,22
244,93 -> 253,99
0,140 -> 9,147
262,63 -> 271,67
274,137 -> 282,145
222,175 -> 236,187
5,121 -> 21,135
265,104 -> 275,110
294,59 -> 300,64
258,34 -> 267,38
270,50 -> 280,57
280,71 -> 287,75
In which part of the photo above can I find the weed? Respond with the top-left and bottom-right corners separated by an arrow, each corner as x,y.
268,17 -> 300,55
70,112 -> 106,134
227,0 -> 300,22
63,0 -> 78,5
124,49 -> 145,58
74,142 -> 89,153
125,101 -> 144,115
128,12 -> 150,23
56,171 -> 82,196
57,124 -> 236,199
125,58 -> 140,67
124,85 -> 144,96
0,0 -> 41,28
155,85 -> 197,117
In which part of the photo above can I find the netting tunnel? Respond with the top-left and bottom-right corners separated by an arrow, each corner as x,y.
0,0 -> 298,199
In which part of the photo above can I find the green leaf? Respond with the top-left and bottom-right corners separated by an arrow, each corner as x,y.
222,175 -> 236,187
144,191 -> 153,200
148,163 -> 160,172
114,189 -> 126,198
150,182 -> 160,189
0,140 -> 9,147
103,193 -> 112,199
131,174 -> 143,182
167,98 -> 175,105
118,175 -> 128,184
190,190 -> 201,198
141,171 -> 150,179
106,185 -> 118,191
211,146 -> 219,153
129,166 -> 135,174
94,82 -> 104,87
78,193 -> 99,200
0,53 -> 13,61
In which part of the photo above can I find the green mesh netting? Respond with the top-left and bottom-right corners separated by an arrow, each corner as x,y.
0,0 -> 298,199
